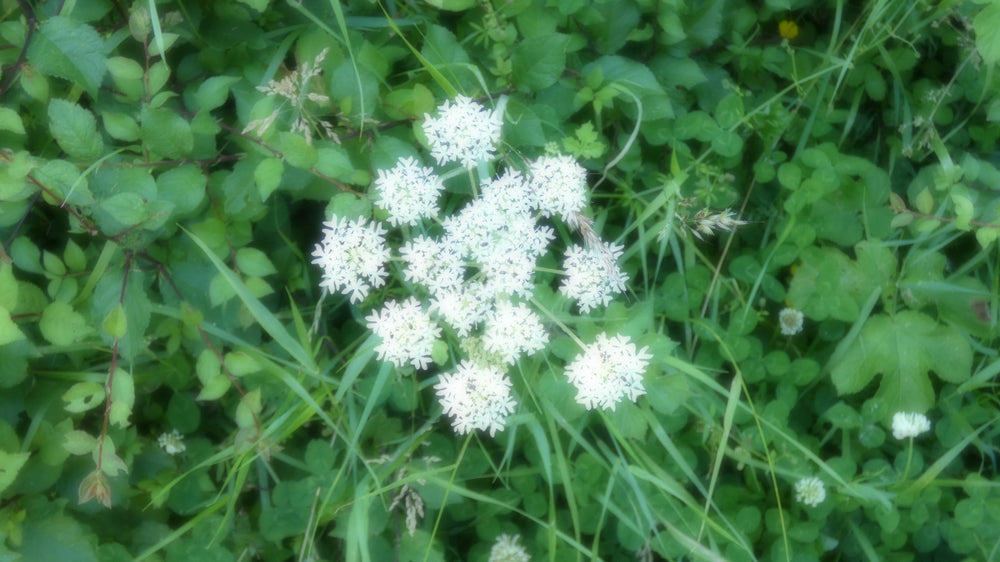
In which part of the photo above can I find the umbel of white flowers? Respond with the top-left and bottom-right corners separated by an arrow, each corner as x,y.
311,95 -> 650,436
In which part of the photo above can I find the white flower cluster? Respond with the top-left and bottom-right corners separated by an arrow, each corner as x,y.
158,429 -> 186,455
779,307 -> 804,335
564,333 -> 651,411
489,533 -> 531,562
892,412 -> 931,440
312,96 -> 646,436
794,476 -> 826,507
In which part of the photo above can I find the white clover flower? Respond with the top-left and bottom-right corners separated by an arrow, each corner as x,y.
372,156 -> 445,226
435,361 -> 516,437
564,333 -> 650,411
422,95 -> 503,169
311,216 -> 390,303
779,307 -> 804,336
489,533 -> 530,562
794,476 -> 826,507
430,282 -> 492,337
483,301 -> 549,364
365,297 -> 441,370
892,412 -> 931,440
158,429 -> 186,455
527,154 -> 588,225
399,235 -> 464,295
559,242 -> 628,313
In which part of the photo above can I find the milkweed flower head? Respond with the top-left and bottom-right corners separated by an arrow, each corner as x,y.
892,412 -> 931,440
794,476 -> 825,507
372,156 -> 445,226
435,361 -> 516,436
311,216 -> 390,303
365,297 -> 441,370
564,333 -> 650,411
779,307 -> 804,335
422,94 -> 503,169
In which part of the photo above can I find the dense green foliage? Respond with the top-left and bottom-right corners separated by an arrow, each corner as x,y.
2,0 -> 1000,560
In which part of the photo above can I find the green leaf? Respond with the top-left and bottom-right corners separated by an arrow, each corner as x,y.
195,75 -> 240,111
511,34 -> 569,91
101,112 -> 140,142
0,263 -> 17,311
21,506 -> 99,562
0,308 -> 24,347
48,99 -> 103,161
0,107 -> 25,134
92,271 -> 151,361
140,105 -> 193,159
279,132 -> 317,169
830,311 -> 972,416
102,304 -> 127,338
27,16 -> 107,97
108,368 -> 134,428
62,382 -> 104,413
156,164 -> 206,218
235,247 -> 277,277
974,2 -> 1000,66
0,450 -> 30,497
40,301 -> 92,346
98,192 -> 146,227
254,157 -> 283,200
235,389 -> 261,428
63,430 -> 98,455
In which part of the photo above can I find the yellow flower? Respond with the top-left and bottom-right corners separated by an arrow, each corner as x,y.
779,20 -> 799,40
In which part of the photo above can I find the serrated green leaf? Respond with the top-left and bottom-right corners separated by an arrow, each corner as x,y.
975,3 -> 1000,66
235,389 -> 261,428
235,247 -> 277,277
140,105 -> 193,159
92,270 -> 150,361
156,164 -> 206,218
27,16 -> 107,96
0,308 -> 25,346
102,304 -> 127,338
48,99 -> 103,161
109,368 -> 134,428
279,132 -> 317,169
0,107 -> 25,134
0,263 -> 18,310
99,192 -> 146,227
101,112 -> 140,141
62,381 -> 104,413
0,451 -> 30,497
40,301 -> 92,346
63,430 -> 98,455
512,33 -> 569,91
830,311 -> 972,417
254,157 -> 283,201
195,75 -> 240,111
915,188 -> 933,215
225,351 -> 261,377
951,192 -> 974,230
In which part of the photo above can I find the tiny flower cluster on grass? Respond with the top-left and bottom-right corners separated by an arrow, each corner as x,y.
312,95 -> 650,437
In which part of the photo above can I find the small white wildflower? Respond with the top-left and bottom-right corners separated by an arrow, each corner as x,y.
794,477 -> 826,507
527,154 -> 588,225
422,95 -> 503,169
311,216 -> 390,303
559,242 -> 628,313
365,297 -> 441,370
892,412 -> 931,440
430,282 -> 492,337
435,361 -> 516,437
483,301 -> 549,364
489,533 -> 530,562
399,235 -> 464,295
373,157 -> 445,227
778,307 -> 804,336
158,429 -> 186,455
564,333 -> 650,411
481,170 -> 534,217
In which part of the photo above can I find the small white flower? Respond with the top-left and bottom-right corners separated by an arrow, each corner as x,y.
564,333 -> 650,411
489,533 -> 530,562
527,155 -> 588,225
483,301 -> 549,364
365,297 -> 441,370
559,242 -> 628,313
779,307 -> 804,336
399,235 -> 464,295
158,429 -> 186,455
430,282 -> 492,337
435,361 -> 516,437
794,477 -> 826,507
372,156 -> 445,226
481,169 -> 534,218
892,412 -> 931,440
311,216 -> 390,303
422,95 -> 503,169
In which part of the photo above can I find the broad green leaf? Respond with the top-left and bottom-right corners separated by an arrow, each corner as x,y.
511,33 -> 569,91
195,75 -> 240,111
98,192 -> 146,228
101,112 -> 140,142
0,107 -> 25,134
102,304 -> 127,339
974,2 -> 1000,66
140,105 -> 193,159
0,263 -> 17,309
108,368 -> 134,428
0,450 -> 30,497
235,247 -> 277,277
830,311 -> 972,416
279,132 -> 317,169
27,16 -> 107,96
254,157 -> 283,200
156,164 -> 206,218
92,271 -> 151,361
48,99 -> 103,161
224,351 -> 260,377
235,389 -> 261,428
40,301 -> 92,346
62,381 -> 104,413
